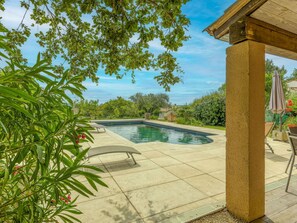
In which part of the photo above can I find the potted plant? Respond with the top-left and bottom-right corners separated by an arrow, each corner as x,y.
284,116 -> 297,134
272,99 -> 294,141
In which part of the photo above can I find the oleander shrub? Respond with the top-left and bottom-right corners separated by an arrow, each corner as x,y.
0,26 -> 105,223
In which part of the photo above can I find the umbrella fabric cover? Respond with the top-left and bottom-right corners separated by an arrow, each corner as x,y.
269,71 -> 286,114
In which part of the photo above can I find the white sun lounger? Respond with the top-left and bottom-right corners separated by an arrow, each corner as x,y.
89,123 -> 106,133
87,145 -> 141,165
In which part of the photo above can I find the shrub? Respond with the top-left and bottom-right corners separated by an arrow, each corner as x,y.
175,105 -> 195,122
130,93 -> 170,116
287,93 -> 297,116
284,116 -> 297,128
74,100 -> 101,119
176,117 -> 204,126
98,97 -> 140,119
193,92 -> 226,126
0,27 -> 105,222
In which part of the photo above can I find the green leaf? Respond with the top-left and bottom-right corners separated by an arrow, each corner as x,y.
80,164 -> 104,173
73,148 -> 89,166
0,51 -> 8,59
0,120 -> 8,134
63,145 -> 79,156
31,162 -> 40,181
65,209 -> 82,215
61,213 -> 82,223
64,86 -> 83,98
10,147 -> 30,171
63,180 -> 90,198
61,155 -> 73,167
71,178 -> 94,195
72,170 -> 107,188
0,86 -> 38,103
58,215 -> 74,223
36,145 -> 45,164
86,177 -> 97,191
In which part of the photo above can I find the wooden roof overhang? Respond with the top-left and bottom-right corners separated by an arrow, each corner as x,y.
205,0 -> 297,60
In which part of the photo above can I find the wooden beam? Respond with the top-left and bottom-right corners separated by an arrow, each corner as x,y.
229,17 -> 297,55
228,19 -> 247,44
204,0 -> 250,35
266,45 -> 297,61
212,0 -> 267,39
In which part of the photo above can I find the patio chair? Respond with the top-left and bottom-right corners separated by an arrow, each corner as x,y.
265,122 -> 275,153
87,145 -> 141,165
285,132 -> 297,192
89,123 -> 106,133
288,126 -> 297,135
285,127 -> 297,174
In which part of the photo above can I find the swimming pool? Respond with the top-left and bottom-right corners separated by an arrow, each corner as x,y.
98,121 -> 213,145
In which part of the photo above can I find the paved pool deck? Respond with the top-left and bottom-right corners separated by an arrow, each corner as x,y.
74,121 -> 293,223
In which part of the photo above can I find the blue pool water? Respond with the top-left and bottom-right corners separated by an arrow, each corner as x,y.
103,122 -> 213,145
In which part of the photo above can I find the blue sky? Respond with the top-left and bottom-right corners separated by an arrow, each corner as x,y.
2,0 -> 297,104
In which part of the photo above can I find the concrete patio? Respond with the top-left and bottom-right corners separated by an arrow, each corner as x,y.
74,121 -> 294,223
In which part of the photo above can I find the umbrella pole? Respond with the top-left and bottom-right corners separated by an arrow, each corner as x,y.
279,111 -> 284,131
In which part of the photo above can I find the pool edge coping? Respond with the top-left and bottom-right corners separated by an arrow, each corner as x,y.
93,119 -> 217,145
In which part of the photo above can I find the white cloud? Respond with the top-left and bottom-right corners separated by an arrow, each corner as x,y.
98,76 -> 116,80
2,3 -> 49,31
206,80 -> 221,85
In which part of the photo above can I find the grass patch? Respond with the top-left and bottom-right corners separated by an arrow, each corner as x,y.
203,125 -> 226,131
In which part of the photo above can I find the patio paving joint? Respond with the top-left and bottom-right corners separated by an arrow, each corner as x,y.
102,161 -> 144,221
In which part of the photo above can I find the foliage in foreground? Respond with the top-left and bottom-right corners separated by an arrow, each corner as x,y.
0,26 -> 106,223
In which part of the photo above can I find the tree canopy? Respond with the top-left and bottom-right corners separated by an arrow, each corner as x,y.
74,93 -> 170,119
130,93 -> 170,115
98,97 -> 140,118
74,99 -> 101,118
287,68 -> 297,81
3,0 -> 190,90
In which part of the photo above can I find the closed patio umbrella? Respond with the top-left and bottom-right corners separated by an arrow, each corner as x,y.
269,71 -> 286,130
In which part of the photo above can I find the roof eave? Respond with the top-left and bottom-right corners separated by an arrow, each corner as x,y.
204,0 -> 251,37
204,0 -> 267,39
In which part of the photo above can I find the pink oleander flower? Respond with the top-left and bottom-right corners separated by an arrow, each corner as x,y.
13,165 -> 22,176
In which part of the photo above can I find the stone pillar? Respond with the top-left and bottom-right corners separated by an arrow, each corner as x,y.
226,40 -> 265,222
